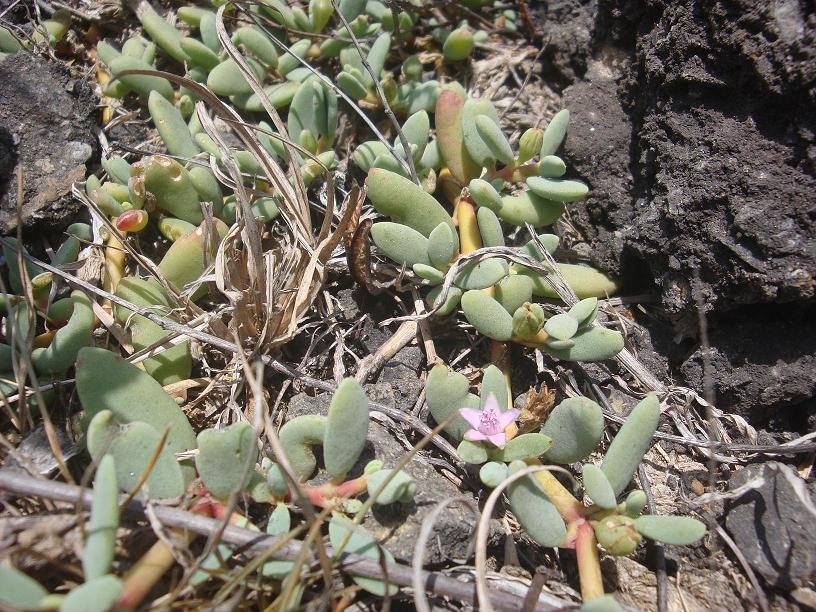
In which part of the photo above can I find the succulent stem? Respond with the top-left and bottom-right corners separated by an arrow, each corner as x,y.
455,198 -> 481,255
512,329 -> 550,348
103,232 -> 126,310
114,536 -> 182,611
526,460 -> 584,524
302,474 -> 369,508
455,197 -> 498,305
114,496 -> 220,611
574,521 -> 604,601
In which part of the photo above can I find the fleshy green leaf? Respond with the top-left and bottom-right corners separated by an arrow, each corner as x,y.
488,433 -> 551,462
480,364 -> 509,411
413,263 -> 445,283
370,222 -> 431,267
519,263 -> 619,299
496,191 -> 565,227
494,274 -> 534,314
476,207 -> 504,247
541,397 -> 604,464
474,115 -> 514,165
400,110 -> 430,159
461,98 -> 501,168
568,297 -> 599,326
601,395 -> 661,495
207,58 -> 265,96
0,566 -> 47,611
279,415 -> 327,481
86,412 -> 187,499
539,155 -> 566,178
366,469 -> 416,505
507,472 -> 567,546
77,347 -> 197,474
366,169 -> 454,236
424,366 -> 473,439
479,461 -> 509,487
580,594 -> 624,612
582,463 -> 617,509
141,155 -> 203,224
262,503 -> 294,578
84,455 -> 119,580
543,326 -> 624,362
544,312 -> 579,341
442,26 -> 474,61
60,575 -> 122,612
518,127 -> 543,164
148,90 -> 199,158
324,378 -> 369,480
427,222 -> 459,270
426,285 -> 463,316
196,422 -> 258,499
329,516 -> 397,595
461,290 -> 513,341
634,515 -> 706,545
527,176 -> 589,202
457,439 -> 489,464
454,257 -> 508,290
540,109 -> 570,156
435,90 -> 479,184
469,178 -> 502,211
624,490 -> 647,517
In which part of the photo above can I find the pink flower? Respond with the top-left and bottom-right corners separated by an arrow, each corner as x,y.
460,394 -> 519,447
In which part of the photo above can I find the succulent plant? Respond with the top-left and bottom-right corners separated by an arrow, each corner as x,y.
78,347 -> 197,499
423,366 -> 705,604
356,94 -> 624,361
261,378 -> 415,510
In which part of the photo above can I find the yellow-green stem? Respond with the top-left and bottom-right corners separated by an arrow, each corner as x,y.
575,521 -> 604,601
525,459 -> 584,523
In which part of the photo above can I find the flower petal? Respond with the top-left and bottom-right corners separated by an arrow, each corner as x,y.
464,429 -> 487,441
498,408 -> 520,429
459,408 -> 483,429
486,432 -> 507,447
483,393 -> 500,412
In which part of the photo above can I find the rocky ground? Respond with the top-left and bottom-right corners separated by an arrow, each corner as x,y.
531,0 -> 816,606
1,0 -> 814,609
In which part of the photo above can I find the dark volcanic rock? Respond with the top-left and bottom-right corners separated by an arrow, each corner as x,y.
724,461 -> 816,588
286,392 -> 482,564
679,305 -> 816,421
544,0 -> 816,416
536,0 -> 595,84
561,65 -> 638,280
563,0 -> 816,327
0,52 -> 96,233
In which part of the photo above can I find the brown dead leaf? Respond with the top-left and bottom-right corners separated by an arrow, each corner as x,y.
517,384 -> 556,433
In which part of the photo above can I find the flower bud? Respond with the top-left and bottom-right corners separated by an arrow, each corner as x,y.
512,302 -> 546,341
594,515 -> 641,556
518,128 -> 544,164
116,209 -> 149,232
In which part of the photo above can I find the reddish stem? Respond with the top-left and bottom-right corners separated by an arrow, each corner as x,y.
301,474 -> 369,509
